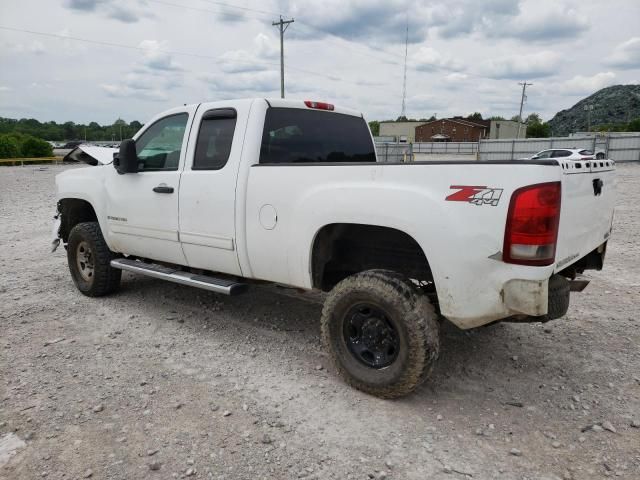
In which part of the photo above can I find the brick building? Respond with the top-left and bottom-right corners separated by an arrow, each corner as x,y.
415,118 -> 490,142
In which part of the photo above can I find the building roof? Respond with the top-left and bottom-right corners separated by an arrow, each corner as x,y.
379,121 -> 428,126
416,118 -> 489,130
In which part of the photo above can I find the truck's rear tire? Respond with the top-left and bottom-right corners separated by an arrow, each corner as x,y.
321,270 -> 440,398
67,222 -> 121,297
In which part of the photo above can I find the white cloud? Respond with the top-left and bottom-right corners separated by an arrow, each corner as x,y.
445,73 -> 468,81
138,40 -> 182,71
480,51 -> 562,79
100,83 -> 168,101
1,40 -> 46,54
65,0 -> 147,23
608,37 -> 640,69
0,86 -> 12,92
411,47 -> 463,72
485,2 -> 589,41
0,0 -> 638,126
556,72 -> 617,95
406,93 -> 449,112
201,70 -> 280,94
218,34 -> 280,73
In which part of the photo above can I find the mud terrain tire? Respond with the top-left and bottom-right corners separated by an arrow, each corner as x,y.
321,270 -> 440,398
67,222 -> 121,297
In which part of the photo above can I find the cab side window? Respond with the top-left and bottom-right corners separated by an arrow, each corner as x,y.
193,109 -> 237,170
135,113 -> 188,171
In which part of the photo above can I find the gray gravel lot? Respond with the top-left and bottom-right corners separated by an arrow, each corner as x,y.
1,163 -> 639,480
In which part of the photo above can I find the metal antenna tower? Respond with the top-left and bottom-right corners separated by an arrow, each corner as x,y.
400,17 -> 408,118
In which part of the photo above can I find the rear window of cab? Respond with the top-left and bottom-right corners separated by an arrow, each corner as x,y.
259,108 -> 376,164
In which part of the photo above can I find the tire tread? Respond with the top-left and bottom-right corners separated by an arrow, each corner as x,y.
321,269 -> 439,398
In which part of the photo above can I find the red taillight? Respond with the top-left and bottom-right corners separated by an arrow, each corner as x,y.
503,182 -> 561,266
304,100 -> 334,111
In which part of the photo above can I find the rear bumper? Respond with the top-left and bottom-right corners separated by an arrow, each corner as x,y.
443,243 -> 608,330
502,278 -> 548,317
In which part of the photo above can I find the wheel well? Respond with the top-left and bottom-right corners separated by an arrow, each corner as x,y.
58,198 -> 98,242
311,224 -> 433,291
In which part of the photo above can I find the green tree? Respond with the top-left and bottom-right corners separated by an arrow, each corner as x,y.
21,136 -> 53,157
526,122 -> 551,138
368,120 -> 380,136
626,117 -> 640,132
525,113 -> 542,124
488,115 -> 506,121
0,134 -> 21,158
467,112 -> 483,121
0,116 -> 144,141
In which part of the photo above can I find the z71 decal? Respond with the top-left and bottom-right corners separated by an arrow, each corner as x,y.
446,185 -> 503,206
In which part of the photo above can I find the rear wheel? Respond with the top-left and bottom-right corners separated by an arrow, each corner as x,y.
321,270 -> 440,398
67,222 -> 121,297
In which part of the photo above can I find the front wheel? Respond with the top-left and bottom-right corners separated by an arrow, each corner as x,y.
67,222 -> 121,297
321,270 -> 440,398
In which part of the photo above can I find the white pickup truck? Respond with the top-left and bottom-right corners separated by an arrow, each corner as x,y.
54,98 -> 616,398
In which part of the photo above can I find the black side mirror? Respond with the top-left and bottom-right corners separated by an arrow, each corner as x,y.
114,139 -> 138,174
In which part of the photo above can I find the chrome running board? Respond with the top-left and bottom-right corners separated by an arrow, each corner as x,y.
110,258 -> 247,296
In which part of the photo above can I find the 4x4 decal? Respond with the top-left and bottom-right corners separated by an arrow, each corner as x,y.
446,185 -> 503,206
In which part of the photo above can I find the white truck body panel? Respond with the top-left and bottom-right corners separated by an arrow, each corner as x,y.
554,160 -> 615,272
177,99 -> 255,275
55,98 -> 616,330
244,162 -> 562,327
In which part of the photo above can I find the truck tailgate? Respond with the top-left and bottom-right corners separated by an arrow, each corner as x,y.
554,160 -> 616,272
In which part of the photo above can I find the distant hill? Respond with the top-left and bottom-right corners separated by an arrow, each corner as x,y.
548,84 -> 640,136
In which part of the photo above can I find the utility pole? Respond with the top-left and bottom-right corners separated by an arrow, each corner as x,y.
272,16 -> 294,99
517,81 -> 533,138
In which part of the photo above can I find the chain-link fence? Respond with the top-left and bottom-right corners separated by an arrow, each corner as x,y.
376,134 -> 640,163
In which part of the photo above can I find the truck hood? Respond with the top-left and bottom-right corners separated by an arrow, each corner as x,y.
63,145 -> 118,166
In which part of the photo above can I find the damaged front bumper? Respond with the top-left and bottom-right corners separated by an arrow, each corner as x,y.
51,209 -> 61,253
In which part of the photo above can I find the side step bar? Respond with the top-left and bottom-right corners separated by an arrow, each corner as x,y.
110,258 -> 248,296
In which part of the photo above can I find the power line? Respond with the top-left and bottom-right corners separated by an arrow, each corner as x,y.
0,25 -> 388,88
149,0 -> 403,69
197,0 -> 280,17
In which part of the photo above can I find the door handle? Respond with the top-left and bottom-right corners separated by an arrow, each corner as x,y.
153,185 -> 174,194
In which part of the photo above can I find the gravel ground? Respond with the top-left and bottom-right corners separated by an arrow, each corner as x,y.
1,163 -> 639,480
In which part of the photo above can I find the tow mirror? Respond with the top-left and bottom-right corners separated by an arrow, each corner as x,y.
114,139 -> 138,174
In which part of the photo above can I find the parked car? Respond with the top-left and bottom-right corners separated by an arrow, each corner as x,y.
52,98 -> 616,398
524,148 -> 596,161
62,140 -> 85,149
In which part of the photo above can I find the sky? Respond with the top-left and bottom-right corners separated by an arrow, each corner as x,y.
1,0 -> 639,124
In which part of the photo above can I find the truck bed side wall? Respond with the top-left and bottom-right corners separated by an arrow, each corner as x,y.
243,162 -> 561,328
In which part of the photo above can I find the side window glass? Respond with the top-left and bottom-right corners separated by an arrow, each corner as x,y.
135,113 -> 188,171
193,109 -> 237,170
536,150 -> 551,159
